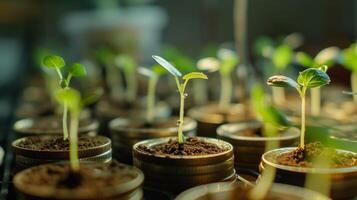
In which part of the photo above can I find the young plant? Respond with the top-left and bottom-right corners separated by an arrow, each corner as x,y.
295,47 -> 339,115
96,48 -> 124,102
43,55 -> 87,140
267,68 -> 330,149
340,43 -> 357,103
217,48 -> 239,109
115,54 -> 138,103
152,55 -> 208,144
138,64 -> 167,124
254,34 -> 301,105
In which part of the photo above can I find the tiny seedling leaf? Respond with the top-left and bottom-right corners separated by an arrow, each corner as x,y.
43,55 -> 65,69
197,57 -> 220,72
267,75 -> 300,90
297,68 -> 330,88
68,63 -> 87,77
55,88 -> 81,111
183,72 -> 208,81
272,44 -> 293,70
217,48 -> 238,75
152,55 -> 182,77
138,66 -> 153,77
295,52 -> 314,67
341,44 -> 357,72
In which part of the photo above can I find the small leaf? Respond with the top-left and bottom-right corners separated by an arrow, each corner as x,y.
217,48 -> 239,75
295,52 -> 314,67
55,88 -> 81,111
297,68 -> 330,88
197,57 -> 220,72
315,47 -> 339,66
183,72 -> 208,81
267,75 -> 300,90
272,44 -> 293,70
341,44 -> 357,72
152,64 -> 167,76
68,63 -> 87,77
152,55 -> 182,77
43,55 -> 65,69
262,106 -> 290,127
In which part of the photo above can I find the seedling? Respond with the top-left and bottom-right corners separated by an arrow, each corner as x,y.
340,43 -> 357,103
217,48 -> 239,109
115,54 -> 138,103
254,34 -> 301,105
43,55 -> 86,140
295,47 -> 339,115
152,55 -> 207,144
96,48 -> 124,101
267,68 -> 330,149
138,65 -> 167,124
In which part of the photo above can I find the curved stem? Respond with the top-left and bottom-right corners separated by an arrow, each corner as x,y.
310,87 -> 320,116
62,103 -> 69,140
219,75 -> 232,109
69,110 -> 80,171
146,76 -> 158,124
300,87 -> 307,149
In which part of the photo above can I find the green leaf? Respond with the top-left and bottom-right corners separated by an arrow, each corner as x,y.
55,88 -> 81,111
295,52 -> 314,67
267,75 -> 300,90
152,55 -> 182,77
272,44 -> 293,70
341,44 -> 357,72
43,55 -> 65,69
152,64 -> 167,76
315,47 -> 339,66
297,68 -> 330,88
183,72 -> 208,81
262,106 -> 290,127
217,48 -> 239,75
68,63 -> 87,77
197,57 -> 220,72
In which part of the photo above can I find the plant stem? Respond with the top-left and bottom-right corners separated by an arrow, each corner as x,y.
300,87 -> 306,149
310,87 -> 321,116
62,103 -> 69,140
178,92 -> 185,144
69,110 -> 80,171
272,87 -> 285,106
219,74 -> 232,109
146,76 -> 158,124
351,71 -> 357,103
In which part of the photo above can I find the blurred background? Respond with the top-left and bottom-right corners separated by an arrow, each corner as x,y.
0,0 -> 356,120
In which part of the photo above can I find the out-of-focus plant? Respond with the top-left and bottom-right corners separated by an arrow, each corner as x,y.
340,43 -> 357,103
152,55 -> 207,144
138,65 -> 167,124
43,55 -> 86,140
115,54 -> 138,104
295,47 -> 339,116
267,68 -> 330,149
254,33 -> 303,106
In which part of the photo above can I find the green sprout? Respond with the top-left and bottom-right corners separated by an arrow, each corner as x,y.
43,55 -> 87,140
96,48 -> 124,101
152,55 -> 208,144
115,54 -> 138,103
296,47 -> 339,115
340,43 -> 357,103
138,64 -> 167,124
267,68 -> 330,149
217,48 -> 239,109
56,87 -> 102,171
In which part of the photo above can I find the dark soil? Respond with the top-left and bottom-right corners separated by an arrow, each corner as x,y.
137,137 -> 228,156
19,161 -> 137,192
23,116 -> 93,133
276,142 -> 357,168
16,135 -> 107,151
